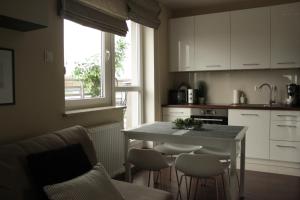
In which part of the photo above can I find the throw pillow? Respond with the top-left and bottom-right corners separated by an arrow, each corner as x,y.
27,143 -> 92,187
43,163 -> 125,200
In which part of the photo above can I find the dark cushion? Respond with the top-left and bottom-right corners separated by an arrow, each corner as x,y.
27,143 -> 92,187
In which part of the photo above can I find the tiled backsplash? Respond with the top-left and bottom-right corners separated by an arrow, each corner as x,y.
172,69 -> 300,105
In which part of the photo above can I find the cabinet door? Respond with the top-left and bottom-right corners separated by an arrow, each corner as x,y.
162,107 -> 192,122
271,2 -> 300,69
231,7 -> 270,70
195,12 -> 230,71
169,17 -> 195,72
229,109 -> 270,159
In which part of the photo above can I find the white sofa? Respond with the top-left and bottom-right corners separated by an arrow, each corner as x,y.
0,125 -> 172,200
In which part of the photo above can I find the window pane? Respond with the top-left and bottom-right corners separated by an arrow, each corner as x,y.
115,21 -> 139,87
116,91 -> 140,129
64,19 -> 104,100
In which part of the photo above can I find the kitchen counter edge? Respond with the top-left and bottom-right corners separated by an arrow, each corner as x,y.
162,104 -> 300,111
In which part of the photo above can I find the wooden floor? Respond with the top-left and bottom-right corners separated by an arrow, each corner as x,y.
127,168 -> 300,200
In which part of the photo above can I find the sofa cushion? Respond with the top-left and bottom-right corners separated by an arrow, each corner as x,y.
43,163 -> 125,200
27,143 -> 92,186
0,125 -> 97,200
112,180 -> 173,200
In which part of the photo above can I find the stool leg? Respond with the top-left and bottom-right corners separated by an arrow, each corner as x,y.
175,170 -> 183,200
188,176 -> 193,200
215,177 -> 219,200
148,170 -> 151,187
169,166 -> 172,181
236,172 -> 240,192
221,174 -> 226,200
194,177 -> 199,200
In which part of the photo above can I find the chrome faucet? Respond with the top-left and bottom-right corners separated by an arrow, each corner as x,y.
255,83 -> 276,105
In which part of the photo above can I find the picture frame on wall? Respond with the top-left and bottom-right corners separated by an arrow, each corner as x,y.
0,48 -> 15,105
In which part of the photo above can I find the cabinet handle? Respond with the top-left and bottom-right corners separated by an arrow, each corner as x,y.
241,113 -> 259,116
243,63 -> 260,66
276,145 -> 297,149
206,65 -> 221,68
277,115 -> 297,118
277,125 -> 297,128
277,62 -> 296,65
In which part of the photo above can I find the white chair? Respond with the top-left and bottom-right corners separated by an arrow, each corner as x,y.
154,143 -> 202,181
194,144 -> 240,189
154,143 -> 202,155
175,153 -> 229,200
127,148 -> 172,187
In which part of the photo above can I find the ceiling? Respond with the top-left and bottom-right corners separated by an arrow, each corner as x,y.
158,0 -> 300,16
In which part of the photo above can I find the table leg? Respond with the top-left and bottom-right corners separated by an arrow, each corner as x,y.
240,137 -> 246,199
124,133 -> 131,182
229,141 -> 237,200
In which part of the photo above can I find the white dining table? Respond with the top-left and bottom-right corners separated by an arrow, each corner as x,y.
122,121 -> 247,200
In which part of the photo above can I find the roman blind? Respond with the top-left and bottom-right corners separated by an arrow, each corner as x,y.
59,0 -> 128,36
127,0 -> 161,29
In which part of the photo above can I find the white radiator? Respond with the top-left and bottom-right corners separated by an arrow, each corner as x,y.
88,122 -> 124,177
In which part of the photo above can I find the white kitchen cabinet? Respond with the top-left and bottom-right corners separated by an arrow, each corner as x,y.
270,110 -> 300,163
271,110 -> 300,142
271,121 -> 300,142
162,107 -> 193,122
271,2 -> 300,69
169,17 -> 195,72
229,109 -> 270,159
270,141 -> 300,163
230,7 -> 270,70
194,12 -> 230,71
271,110 -> 300,121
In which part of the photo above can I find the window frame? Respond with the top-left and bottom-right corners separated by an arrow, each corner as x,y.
114,22 -> 143,126
63,20 -> 113,110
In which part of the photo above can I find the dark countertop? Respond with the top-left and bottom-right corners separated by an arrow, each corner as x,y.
162,104 -> 300,111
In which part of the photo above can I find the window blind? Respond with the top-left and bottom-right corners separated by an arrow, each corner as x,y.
59,0 -> 128,36
127,0 -> 161,29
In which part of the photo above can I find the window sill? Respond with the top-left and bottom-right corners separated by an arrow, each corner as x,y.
63,105 -> 126,117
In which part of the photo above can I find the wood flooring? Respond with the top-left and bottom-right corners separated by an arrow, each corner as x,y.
122,168 -> 300,200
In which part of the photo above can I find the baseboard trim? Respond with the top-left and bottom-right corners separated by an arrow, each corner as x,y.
237,158 -> 300,177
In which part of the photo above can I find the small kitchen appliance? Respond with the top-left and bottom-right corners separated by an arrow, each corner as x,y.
287,84 -> 300,106
188,89 -> 199,104
168,90 -> 187,104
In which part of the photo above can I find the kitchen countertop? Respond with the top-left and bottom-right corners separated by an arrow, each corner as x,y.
162,104 -> 300,111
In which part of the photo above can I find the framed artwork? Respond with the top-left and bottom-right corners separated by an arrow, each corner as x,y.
0,48 -> 15,105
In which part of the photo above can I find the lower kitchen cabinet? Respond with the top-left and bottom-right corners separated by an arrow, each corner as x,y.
270,140 -> 300,163
229,109 -> 270,159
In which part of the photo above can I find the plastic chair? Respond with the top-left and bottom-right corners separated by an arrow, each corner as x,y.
194,144 -> 240,190
175,153 -> 229,200
127,148 -> 172,187
154,143 -> 202,181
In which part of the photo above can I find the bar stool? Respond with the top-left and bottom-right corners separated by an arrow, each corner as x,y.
127,148 -> 172,187
175,153 -> 229,200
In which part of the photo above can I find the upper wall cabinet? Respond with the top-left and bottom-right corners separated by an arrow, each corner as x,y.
194,12 -> 230,71
169,17 -> 195,72
271,2 -> 300,69
0,0 -> 48,31
231,7 -> 270,70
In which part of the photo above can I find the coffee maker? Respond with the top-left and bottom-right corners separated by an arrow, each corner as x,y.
287,84 -> 300,106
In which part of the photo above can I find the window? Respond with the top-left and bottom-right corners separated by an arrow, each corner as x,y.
115,21 -> 143,129
64,19 -> 112,110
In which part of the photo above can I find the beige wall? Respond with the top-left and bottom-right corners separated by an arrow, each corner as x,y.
154,4 -> 172,121
0,0 -> 123,144
172,69 -> 300,105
